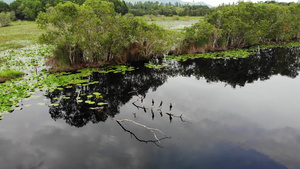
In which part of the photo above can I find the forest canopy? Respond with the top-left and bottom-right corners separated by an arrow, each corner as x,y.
5,0 -> 127,20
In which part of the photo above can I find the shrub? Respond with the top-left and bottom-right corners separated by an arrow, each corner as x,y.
185,15 -> 189,21
0,12 -> 11,27
37,1 -> 177,67
172,15 -> 179,20
0,69 -> 24,82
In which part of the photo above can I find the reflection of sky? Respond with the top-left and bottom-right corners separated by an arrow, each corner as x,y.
1,73 -> 300,168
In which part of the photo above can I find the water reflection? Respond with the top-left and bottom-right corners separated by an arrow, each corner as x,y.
45,46 -> 300,127
174,46 -> 300,87
1,46 -> 300,169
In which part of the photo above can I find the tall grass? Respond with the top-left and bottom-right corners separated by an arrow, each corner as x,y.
0,69 -> 24,83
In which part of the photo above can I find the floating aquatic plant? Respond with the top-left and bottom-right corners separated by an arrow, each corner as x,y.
145,62 -> 168,69
97,102 -> 108,106
166,49 -> 253,61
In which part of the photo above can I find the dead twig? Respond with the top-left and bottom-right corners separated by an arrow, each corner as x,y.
116,119 -> 171,147
166,112 -> 192,124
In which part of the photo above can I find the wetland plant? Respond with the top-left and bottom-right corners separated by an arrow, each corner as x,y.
0,69 -> 24,83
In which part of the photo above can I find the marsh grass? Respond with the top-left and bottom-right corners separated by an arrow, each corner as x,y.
0,21 -> 43,51
153,19 -> 200,30
147,16 -> 203,21
0,69 -> 24,83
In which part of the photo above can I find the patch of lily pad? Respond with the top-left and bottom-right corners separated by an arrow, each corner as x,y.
1,42 -> 299,119
166,49 -> 253,62
0,55 -> 132,116
145,62 -> 168,69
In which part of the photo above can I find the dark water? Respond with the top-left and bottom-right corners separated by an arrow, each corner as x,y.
1,47 -> 300,169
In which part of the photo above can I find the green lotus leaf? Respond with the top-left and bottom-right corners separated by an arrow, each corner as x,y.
97,102 -> 108,106
50,103 -> 59,107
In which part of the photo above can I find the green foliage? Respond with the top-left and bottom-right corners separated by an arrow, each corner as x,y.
183,2 -> 300,52
184,20 -> 221,47
9,0 -> 24,19
145,62 -> 168,69
8,0 -> 129,21
0,1 -> 9,12
20,0 -> 43,20
127,1 -> 209,17
167,48 -> 253,61
0,12 -> 11,27
37,1 -> 176,67
172,15 -> 179,20
104,0 -> 128,15
0,69 -> 24,82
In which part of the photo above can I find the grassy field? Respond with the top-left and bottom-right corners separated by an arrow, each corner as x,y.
0,21 -> 43,51
141,15 -> 203,21
0,17 -> 201,52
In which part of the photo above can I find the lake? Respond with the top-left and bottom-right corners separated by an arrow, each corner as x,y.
0,46 -> 300,169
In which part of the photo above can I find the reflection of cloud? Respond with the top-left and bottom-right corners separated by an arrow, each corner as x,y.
29,126 -> 134,169
0,110 -> 299,169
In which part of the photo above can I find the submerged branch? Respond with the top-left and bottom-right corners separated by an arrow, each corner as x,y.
116,119 -> 171,147
166,112 -> 192,124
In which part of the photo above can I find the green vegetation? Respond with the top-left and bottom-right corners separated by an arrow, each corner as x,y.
145,62 -> 168,69
0,21 -> 42,51
36,1 -> 299,68
167,49 -> 253,61
7,0 -> 127,20
0,1 -> 10,12
142,15 -> 203,21
0,11 -> 11,26
0,69 -> 24,82
181,2 -> 300,53
0,46 -> 137,117
37,0 -> 177,69
127,1 -> 210,17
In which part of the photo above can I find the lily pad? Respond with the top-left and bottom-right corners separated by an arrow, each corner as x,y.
97,102 -> 108,106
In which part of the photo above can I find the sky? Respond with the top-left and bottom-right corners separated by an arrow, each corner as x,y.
181,0 -> 299,7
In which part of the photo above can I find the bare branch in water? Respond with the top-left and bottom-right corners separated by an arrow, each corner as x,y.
116,119 -> 171,147
166,112 -> 192,124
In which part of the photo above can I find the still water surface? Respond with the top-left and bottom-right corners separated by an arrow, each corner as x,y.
1,47 -> 300,169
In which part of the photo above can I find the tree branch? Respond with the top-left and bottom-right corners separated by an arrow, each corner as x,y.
116,119 -> 171,147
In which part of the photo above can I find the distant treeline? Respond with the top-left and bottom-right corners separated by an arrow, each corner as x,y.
0,0 -> 210,21
126,1 -> 210,16
0,0 -> 128,20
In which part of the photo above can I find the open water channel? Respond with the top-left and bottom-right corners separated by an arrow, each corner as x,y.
0,46 -> 300,169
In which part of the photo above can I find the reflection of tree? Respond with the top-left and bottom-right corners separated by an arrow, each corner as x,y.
169,46 -> 300,88
46,66 -> 169,127
46,47 -> 300,127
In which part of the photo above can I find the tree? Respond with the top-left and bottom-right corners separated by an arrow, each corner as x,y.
37,0 -> 176,67
20,0 -> 43,20
0,1 -> 9,12
0,11 -> 11,26
184,2 -> 300,51
9,0 -> 23,19
104,0 -> 128,15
